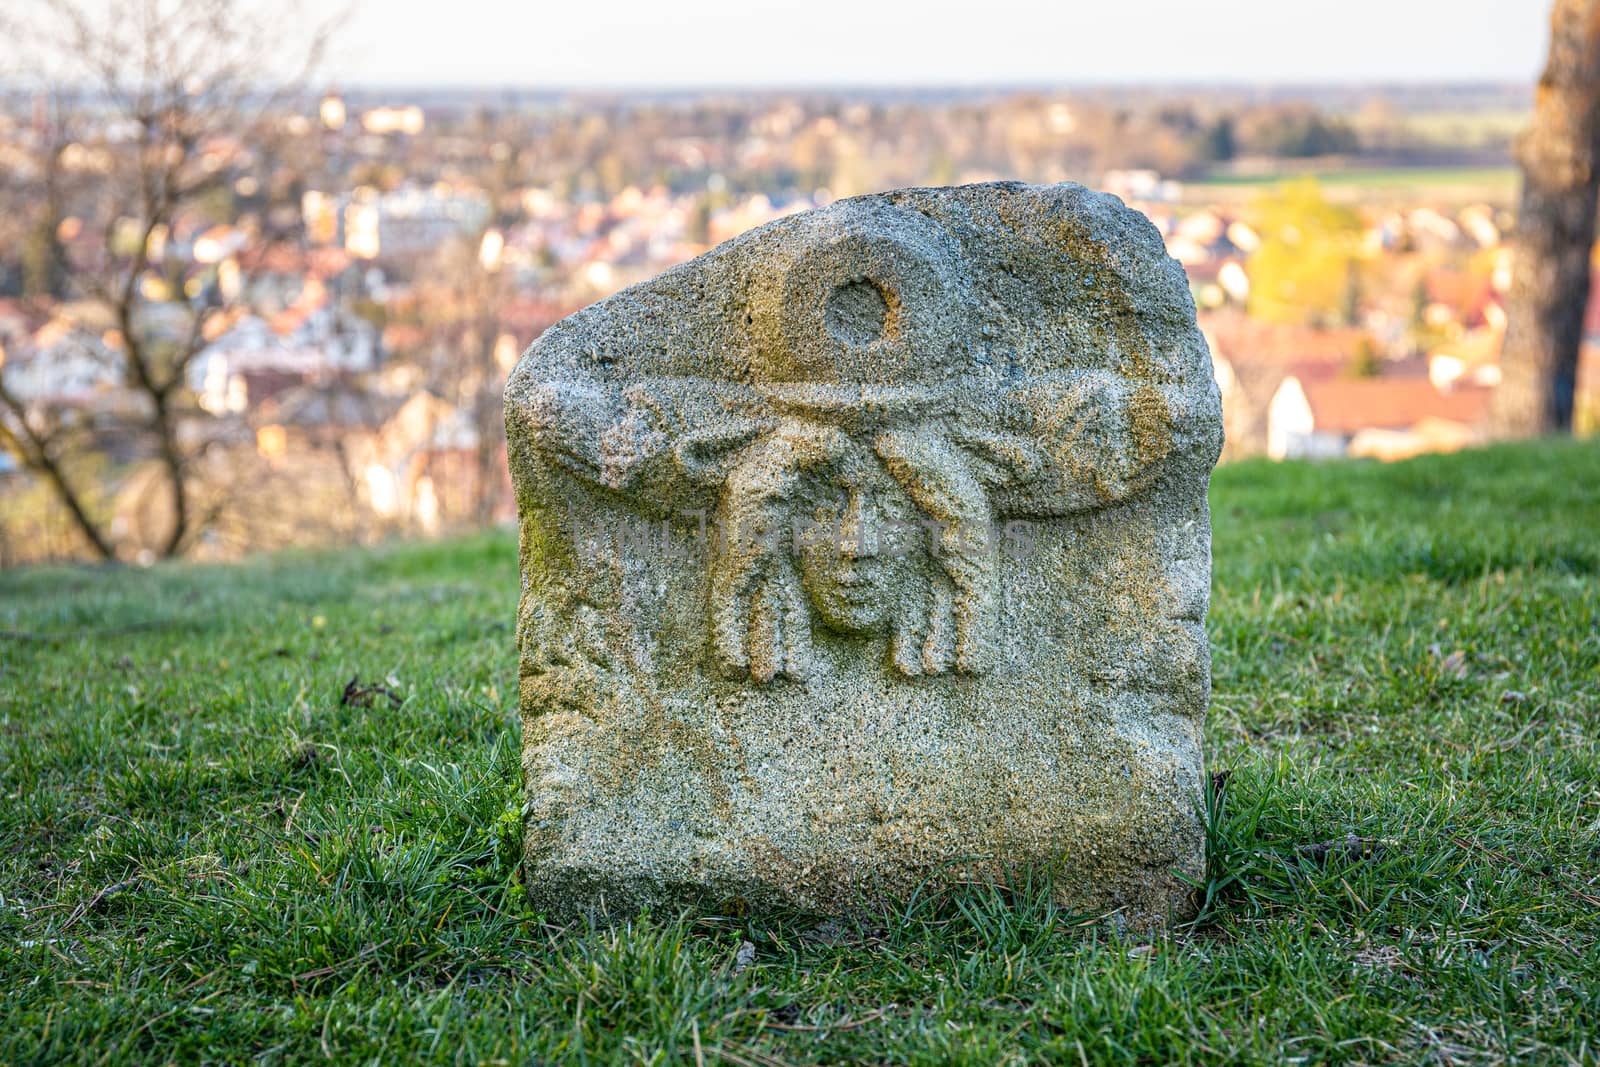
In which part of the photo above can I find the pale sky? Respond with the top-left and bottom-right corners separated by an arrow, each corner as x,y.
333,0 -> 1547,88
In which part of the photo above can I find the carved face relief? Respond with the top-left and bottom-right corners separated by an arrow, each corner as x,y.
508,191 -> 1223,690
796,465 -> 922,638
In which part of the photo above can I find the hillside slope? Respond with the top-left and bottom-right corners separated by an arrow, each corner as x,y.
2,441 -> 1597,1064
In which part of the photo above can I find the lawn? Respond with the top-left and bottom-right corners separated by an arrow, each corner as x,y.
3,440 -> 1598,1065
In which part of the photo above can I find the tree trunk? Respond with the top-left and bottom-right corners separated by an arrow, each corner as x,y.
152,393 -> 190,559
1495,0 -> 1600,437
473,313 -> 505,527
474,378 -> 504,527
0,388 -> 118,561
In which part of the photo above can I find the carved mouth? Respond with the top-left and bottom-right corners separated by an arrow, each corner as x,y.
831,559 -> 886,585
828,565 -> 887,599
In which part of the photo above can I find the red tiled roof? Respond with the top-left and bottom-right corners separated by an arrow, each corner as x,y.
238,243 -> 303,275
237,244 -> 354,280
1425,269 -> 1493,323
1302,378 -> 1492,435
382,323 -> 427,353
499,298 -> 578,338
306,248 -> 354,279
1200,309 -> 1367,369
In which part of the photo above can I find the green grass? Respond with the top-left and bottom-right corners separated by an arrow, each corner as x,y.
3,440 -> 1598,1064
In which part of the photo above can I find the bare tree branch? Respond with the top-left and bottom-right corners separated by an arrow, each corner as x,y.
0,381 -> 118,560
0,0 -> 347,559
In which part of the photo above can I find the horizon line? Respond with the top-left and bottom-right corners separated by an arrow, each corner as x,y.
0,77 -> 1533,97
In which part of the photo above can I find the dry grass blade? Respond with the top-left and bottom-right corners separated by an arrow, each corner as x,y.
765,1007 -> 889,1033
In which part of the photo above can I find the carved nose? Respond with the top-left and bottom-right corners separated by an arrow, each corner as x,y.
838,491 -> 879,559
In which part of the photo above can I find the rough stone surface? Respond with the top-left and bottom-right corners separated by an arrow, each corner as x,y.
504,181 -> 1224,930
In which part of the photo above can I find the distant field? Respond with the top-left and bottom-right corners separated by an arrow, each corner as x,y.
1394,110 -> 1528,148
1185,166 -> 1520,205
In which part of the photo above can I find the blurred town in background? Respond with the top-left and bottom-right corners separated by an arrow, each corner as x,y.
0,79 -> 1585,564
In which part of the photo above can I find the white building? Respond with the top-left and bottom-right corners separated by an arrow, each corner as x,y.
1,319 -> 122,404
188,300 -> 378,414
1268,375 -> 1492,461
338,186 -> 491,261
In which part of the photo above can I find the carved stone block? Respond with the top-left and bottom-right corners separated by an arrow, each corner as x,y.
505,182 -> 1224,929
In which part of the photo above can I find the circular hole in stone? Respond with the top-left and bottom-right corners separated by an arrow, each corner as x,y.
824,279 -> 890,347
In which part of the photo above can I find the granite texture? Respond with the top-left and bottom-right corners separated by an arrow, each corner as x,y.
504,181 -> 1224,930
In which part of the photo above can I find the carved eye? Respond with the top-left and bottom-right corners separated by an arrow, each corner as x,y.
824,278 -> 890,347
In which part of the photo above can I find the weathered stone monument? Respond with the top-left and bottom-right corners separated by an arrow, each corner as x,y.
505,182 -> 1223,930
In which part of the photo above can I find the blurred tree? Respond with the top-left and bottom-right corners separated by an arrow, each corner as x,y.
687,196 -> 713,246
1239,105 -> 1360,158
20,105 -> 69,301
1495,0 -> 1600,436
22,217 -> 67,302
413,233 -> 514,528
412,133 -> 519,529
1341,258 -> 1363,327
1200,116 -> 1237,163
1247,179 -> 1367,326
1347,335 -> 1382,378
0,0 -> 342,560
1354,97 -> 1404,153
1410,276 -> 1431,330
